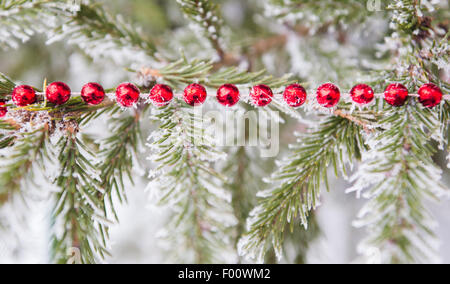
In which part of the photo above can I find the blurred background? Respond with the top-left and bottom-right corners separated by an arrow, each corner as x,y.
0,0 -> 449,264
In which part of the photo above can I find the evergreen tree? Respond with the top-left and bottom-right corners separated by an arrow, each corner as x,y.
0,0 -> 448,264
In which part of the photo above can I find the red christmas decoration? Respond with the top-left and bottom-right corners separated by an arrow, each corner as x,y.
0,101 -> 7,117
216,84 -> 240,107
184,83 -> 207,106
150,84 -> 174,107
350,84 -> 374,105
12,85 -> 37,107
81,82 -> 106,105
116,83 -> 140,107
317,83 -> 340,108
418,83 -> 443,108
384,83 -> 409,107
250,85 -> 273,107
6,80 -> 449,111
46,82 -> 71,105
283,84 -> 307,108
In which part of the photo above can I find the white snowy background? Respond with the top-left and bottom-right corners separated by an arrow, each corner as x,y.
0,0 -> 449,264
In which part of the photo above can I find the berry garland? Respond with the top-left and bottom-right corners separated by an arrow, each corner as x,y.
0,81 -> 446,118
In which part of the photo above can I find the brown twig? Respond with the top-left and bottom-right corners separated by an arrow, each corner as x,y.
333,109 -> 372,133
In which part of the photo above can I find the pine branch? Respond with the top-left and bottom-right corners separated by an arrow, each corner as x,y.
0,72 -> 16,97
135,58 -> 313,125
266,0 -> 376,28
98,106 -> 147,221
348,104 -> 449,263
47,2 -> 158,64
223,127 -> 323,264
0,125 -> 49,204
348,0 -> 450,264
0,1 -> 157,64
239,113 -> 371,263
0,119 -> 18,148
51,125 -> 109,264
147,102 -> 236,263
136,58 -> 310,124
365,0 -> 449,153
177,0 -> 225,59
0,0 -> 66,49
138,58 -> 294,89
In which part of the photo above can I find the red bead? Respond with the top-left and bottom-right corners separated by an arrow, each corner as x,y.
217,84 -> 240,107
116,83 -> 140,107
150,84 -> 174,107
317,83 -> 340,108
250,85 -> 273,107
184,83 -> 207,106
384,83 -> 408,107
283,84 -> 307,107
46,82 -> 71,105
0,101 -> 7,117
12,85 -> 37,107
81,82 -> 105,105
350,84 -> 374,105
418,83 -> 442,108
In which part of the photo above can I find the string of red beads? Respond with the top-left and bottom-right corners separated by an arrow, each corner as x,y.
1,81 -> 444,118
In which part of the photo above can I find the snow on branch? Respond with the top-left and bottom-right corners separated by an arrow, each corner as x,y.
265,0 -> 376,30
98,106 -> 147,221
0,0 -> 157,66
176,0 -> 225,60
0,124 -> 50,204
348,105 -> 449,263
239,114 -> 372,263
51,127 -> 110,264
147,103 -> 236,263
348,0 -> 450,264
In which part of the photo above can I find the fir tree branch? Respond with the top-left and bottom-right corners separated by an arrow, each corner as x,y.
47,2 -> 158,64
0,72 -> 15,97
225,147 -> 321,264
51,124 -> 109,264
177,0 -> 225,60
98,106 -> 147,221
266,0 -> 378,28
0,0 -> 68,49
148,102 -> 236,263
349,0 -> 450,264
349,104 -> 449,263
0,124 -> 49,204
138,58 -> 293,89
0,0 -> 157,64
239,114 -> 370,262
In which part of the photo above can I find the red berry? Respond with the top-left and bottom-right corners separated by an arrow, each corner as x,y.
116,83 -> 140,107
46,82 -> 71,105
250,85 -> 273,107
12,85 -> 37,107
317,83 -> 340,108
350,84 -> 374,105
81,82 -> 105,105
217,84 -> 240,107
150,84 -> 174,107
283,84 -> 307,107
384,83 -> 408,107
0,101 -> 7,117
418,83 -> 442,108
184,83 -> 207,106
